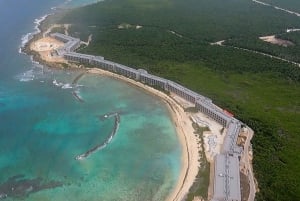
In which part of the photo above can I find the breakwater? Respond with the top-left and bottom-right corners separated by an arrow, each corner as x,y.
71,72 -> 86,103
71,91 -> 84,103
75,112 -> 120,160
72,72 -> 85,85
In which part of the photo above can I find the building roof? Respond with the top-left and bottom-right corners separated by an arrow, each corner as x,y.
115,64 -> 138,73
50,33 -> 77,42
168,81 -> 209,101
64,52 -> 95,60
91,59 -> 115,67
222,121 -> 241,153
214,154 -> 241,201
137,69 -> 148,74
140,72 -> 168,83
64,40 -> 80,50
95,56 -> 104,60
196,100 -> 233,122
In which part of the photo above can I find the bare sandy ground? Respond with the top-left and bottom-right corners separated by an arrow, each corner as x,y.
259,35 -> 294,47
210,40 -> 225,46
30,37 -> 64,52
30,37 -> 66,63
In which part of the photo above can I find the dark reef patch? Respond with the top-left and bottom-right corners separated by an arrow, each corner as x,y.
0,175 -> 63,199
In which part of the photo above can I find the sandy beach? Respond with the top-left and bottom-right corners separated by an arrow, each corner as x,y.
86,68 -> 201,201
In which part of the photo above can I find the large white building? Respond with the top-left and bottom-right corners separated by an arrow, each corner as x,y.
50,33 -> 81,56
64,52 -> 95,64
114,64 -> 139,80
140,73 -> 168,90
90,58 -> 115,71
195,100 -> 232,128
51,33 -> 243,201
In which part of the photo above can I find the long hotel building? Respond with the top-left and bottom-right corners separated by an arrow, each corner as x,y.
140,73 -> 168,90
52,33 -> 244,201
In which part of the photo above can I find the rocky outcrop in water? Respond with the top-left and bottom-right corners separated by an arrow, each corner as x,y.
75,112 -> 120,160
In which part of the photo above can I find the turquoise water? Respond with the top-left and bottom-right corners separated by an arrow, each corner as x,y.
64,0 -> 104,8
0,1 -> 181,200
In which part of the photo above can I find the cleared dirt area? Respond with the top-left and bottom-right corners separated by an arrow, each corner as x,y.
259,35 -> 294,47
30,37 -> 66,63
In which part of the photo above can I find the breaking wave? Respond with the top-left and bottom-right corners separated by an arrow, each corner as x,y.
19,14 -> 51,54
16,70 -> 35,82
52,79 -> 83,89
15,64 -> 46,82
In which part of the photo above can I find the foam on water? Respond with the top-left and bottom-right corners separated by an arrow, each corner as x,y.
19,14 -> 51,54
53,79 -> 84,89
52,79 -> 64,87
61,83 -> 73,89
15,64 -> 48,82
63,0 -> 105,8
17,70 -> 35,82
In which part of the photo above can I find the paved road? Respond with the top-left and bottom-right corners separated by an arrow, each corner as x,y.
228,45 -> 300,68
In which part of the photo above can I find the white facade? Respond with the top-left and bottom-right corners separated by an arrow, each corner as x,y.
140,73 -> 168,90
166,81 -> 204,103
114,64 -> 139,80
195,100 -> 232,127
51,33 -> 74,43
64,52 -> 95,64
91,58 -> 115,71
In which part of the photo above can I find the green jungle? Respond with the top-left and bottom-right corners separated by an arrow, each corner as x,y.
48,0 -> 300,200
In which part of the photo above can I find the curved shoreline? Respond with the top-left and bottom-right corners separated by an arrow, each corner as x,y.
86,68 -> 200,201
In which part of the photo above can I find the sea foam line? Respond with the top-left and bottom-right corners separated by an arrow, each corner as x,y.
19,14 -> 52,54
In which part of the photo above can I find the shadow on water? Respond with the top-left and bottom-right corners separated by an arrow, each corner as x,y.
0,174 -> 63,200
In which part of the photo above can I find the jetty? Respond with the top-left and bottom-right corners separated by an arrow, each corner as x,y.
71,72 -> 86,103
71,91 -> 84,103
75,112 -> 120,160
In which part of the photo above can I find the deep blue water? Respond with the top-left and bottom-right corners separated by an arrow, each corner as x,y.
0,1 -> 181,200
